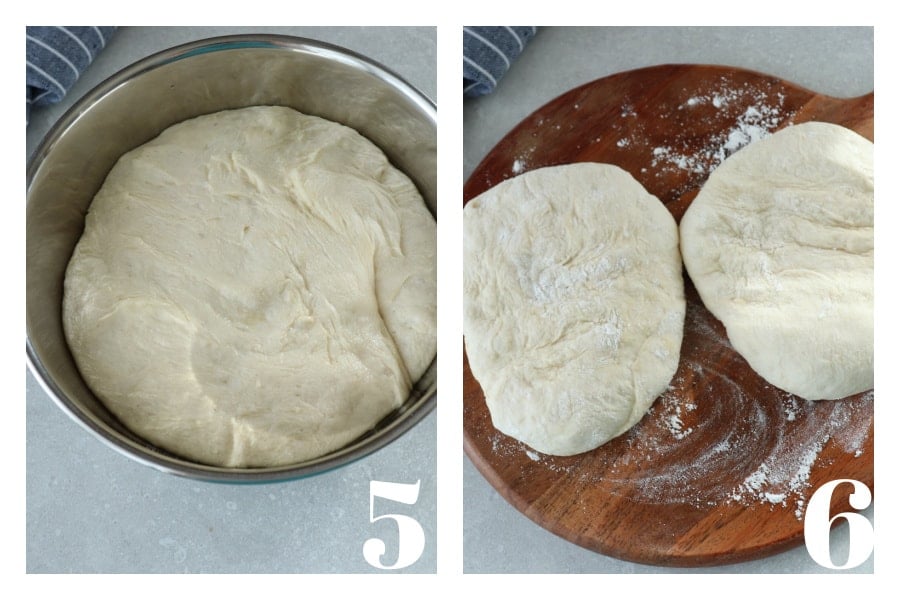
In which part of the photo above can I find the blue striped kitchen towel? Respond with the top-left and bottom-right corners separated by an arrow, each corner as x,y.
26,26 -> 116,119
463,26 -> 537,98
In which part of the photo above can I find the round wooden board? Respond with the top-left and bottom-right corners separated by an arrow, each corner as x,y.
463,64 -> 874,567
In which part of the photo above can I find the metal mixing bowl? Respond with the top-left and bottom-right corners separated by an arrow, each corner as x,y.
26,34 -> 437,482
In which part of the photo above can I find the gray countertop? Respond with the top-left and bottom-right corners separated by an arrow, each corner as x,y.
26,26 -> 437,574
463,26 -> 874,574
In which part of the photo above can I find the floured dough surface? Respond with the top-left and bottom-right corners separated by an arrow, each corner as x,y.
680,121 -> 873,400
463,163 -> 685,456
63,106 -> 436,467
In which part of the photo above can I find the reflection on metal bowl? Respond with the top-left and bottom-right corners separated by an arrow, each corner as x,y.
26,35 -> 437,483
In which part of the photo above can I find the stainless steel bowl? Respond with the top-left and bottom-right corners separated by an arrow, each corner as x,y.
26,35 -> 437,482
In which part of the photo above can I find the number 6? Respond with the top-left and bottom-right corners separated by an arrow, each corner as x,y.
363,480 -> 425,570
804,478 -> 874,569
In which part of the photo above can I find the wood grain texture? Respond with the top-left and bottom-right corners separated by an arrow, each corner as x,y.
463,64 -> 874,567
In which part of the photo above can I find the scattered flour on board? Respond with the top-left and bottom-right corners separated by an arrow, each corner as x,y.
651,101 -> 785,175
651,84 -> 789,176
490,431 -> 575,474
494,384 -> 872,520
505,78 -> 794,187
481,77 -> 867,523
509,140 -> 539,176
486,295 -> 873,520
512,158 -> 526,174
611,78 -> 794,181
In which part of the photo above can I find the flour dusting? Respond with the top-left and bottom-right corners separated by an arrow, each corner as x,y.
612,78 -> 794,182
598,302 -> 873,518
488,300 -> 873,520
482,77 -> 869,521
652,87 -> 788,177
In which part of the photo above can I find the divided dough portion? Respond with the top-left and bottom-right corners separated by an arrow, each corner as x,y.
63,106 -> 437,467
680,121 -> 873,400
464,163 -> 685,456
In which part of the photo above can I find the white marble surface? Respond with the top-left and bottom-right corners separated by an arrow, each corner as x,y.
26,26 -> 437,574
463,26 -> 875,574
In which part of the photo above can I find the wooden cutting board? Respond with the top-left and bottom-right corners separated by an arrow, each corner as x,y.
463,64 -> 874,567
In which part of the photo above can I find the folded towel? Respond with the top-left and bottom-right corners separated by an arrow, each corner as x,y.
463,26 -> 537,98
26,26 -> 116,119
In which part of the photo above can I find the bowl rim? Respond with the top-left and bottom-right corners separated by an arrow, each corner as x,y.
27,33 -> 437,175
26,33 -> 437,483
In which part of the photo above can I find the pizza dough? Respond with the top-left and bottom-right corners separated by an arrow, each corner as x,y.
680,121 -> 873,400
464,163 -> 685,456
63,106 -> 436,468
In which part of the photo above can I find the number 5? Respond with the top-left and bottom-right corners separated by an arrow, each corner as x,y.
363,480 -> 425,570
804,478 -> 874,569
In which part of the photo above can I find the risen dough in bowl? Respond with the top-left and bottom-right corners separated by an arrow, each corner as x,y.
63,106 -> 437,468
463,163 -> 685,456
680,121 -> 873,400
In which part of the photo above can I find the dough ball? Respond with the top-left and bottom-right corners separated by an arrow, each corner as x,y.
680,121 -> 873,400
464,163 -> 685,456
63,106 -> 436,467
